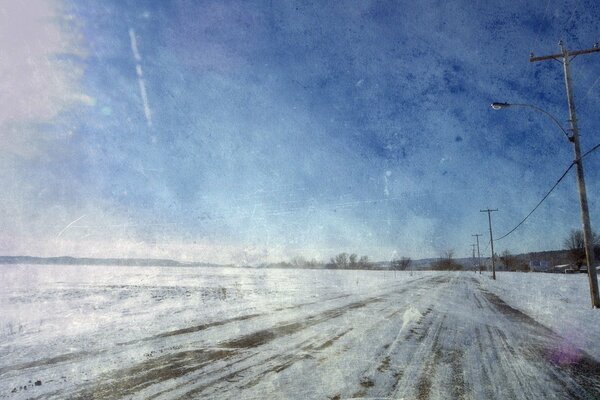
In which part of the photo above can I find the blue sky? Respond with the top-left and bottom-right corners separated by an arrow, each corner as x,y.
2,0 -> 600,264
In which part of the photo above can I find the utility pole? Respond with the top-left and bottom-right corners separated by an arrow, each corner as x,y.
472,234 -> 482,274
530,41 -> 600,308
480,209 -> 498,280
471,244 -> 477,271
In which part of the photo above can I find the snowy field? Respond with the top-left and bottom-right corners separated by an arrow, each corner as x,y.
0,265 -> 429,399
1,266 -> 600,399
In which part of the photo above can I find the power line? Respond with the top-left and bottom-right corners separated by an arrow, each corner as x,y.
585,73 -> 600,99
494,161 -> 575,241
494,139 -> 600,242
581,141 -> 600,160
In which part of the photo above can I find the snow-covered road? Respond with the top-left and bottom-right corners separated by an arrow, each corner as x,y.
2,269 -> 600,399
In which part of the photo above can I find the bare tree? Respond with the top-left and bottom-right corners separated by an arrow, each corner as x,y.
563,229 -> 600,270
499,250 -> 519,272
391,257 -> 412,271
349,253 -> 358,269
444,249 -> 454,260
358,255 -> 372,269
432,249 -> 462,271
330,253 -> 349,269
290,256 -> 307,268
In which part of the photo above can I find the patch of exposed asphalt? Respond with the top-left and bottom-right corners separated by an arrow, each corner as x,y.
236,351 -> 316,391
175,299 -> 383,398
472,293 -> 483,309
345,277 -> 455,399
377,355 -> 391,373
70,296 -> 383,400
174,277 -> 444,399
414,315 -> 446,400
73,349 -> 234,400
115,313 -> 263,346
120,275 -> 435,347
472,326 -> 493,399
41,275 -> 445,400
220,298 -> 381,351
273,293 -> 352,312
355,276 -> 454,400
412,307 -> 434,341
445,348 -> 466,400
0,351 -> 94,376
146,351 -> 285,399
415,366 -> 433,400
314,329 -> 352,351
480,289 -> 555,337
232,330 -> 336,392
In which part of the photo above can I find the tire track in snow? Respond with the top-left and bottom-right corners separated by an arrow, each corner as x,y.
23,273 -> 600,400
349,275 -> 454,400
69,286 -> 403,400
174,282 -> 432,399
358,273 -> 600,400
15,275 -> 437,400
149,275 -> 444,400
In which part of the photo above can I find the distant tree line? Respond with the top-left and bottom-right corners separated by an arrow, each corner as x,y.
326,253 -> 374,270
431,250 -> 463,271
498,250 -> 529,272
257,252 -> 415,271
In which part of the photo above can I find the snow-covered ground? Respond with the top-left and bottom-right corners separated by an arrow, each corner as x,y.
476,271 -> 600,360
0,265 -> 429,398
1,266 -> 600,399
0,265 -> 426,348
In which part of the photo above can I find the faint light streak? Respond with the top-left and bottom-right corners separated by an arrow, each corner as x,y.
384,170 -> 391,197
586,75 -> 600,98
128,28 -> 153,128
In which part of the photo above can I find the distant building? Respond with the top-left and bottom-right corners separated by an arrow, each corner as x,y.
528,260 -> 551,272
552,264 -> 573,273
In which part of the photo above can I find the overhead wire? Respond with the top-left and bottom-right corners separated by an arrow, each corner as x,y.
494,162 -> 574,241
581,141 -> 600,160
493,139 -> 600,242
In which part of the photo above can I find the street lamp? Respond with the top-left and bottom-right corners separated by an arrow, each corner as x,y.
491,101 -> 600,308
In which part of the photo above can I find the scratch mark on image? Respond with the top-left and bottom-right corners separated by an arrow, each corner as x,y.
57,215 -> 86,238
129,28 -> 152,128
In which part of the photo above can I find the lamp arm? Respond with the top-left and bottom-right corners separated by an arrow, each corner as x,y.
508,103 -> 572,141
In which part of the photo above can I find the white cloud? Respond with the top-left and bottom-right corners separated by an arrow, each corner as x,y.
0,0 -> 88,131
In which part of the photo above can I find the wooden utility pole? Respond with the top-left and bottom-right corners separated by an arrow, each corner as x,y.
480,209 -> 498,280
472,234 -> 482,274
530,41 -> 600,308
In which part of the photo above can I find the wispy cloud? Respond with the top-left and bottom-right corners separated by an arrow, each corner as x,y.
3,0 -> 600,262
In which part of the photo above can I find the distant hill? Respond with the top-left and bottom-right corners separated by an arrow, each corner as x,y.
0,255 -> 223,267
0,249 -> 579,270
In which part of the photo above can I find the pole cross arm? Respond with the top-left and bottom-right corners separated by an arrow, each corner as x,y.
530,46 -> 600,62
